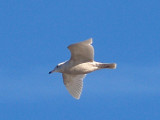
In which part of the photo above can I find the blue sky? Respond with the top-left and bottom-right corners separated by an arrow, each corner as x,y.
0,0 -> 160,120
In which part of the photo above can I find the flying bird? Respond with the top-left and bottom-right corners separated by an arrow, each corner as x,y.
49,38 -> 117,99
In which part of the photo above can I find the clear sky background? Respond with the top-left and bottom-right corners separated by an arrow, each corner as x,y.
0,0 -> 160,120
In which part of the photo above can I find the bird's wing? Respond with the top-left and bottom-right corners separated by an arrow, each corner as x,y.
62,73 -> 86,99
67,38 -> 94,63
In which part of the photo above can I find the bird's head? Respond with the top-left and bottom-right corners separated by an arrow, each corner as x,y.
49,62 -> 65,74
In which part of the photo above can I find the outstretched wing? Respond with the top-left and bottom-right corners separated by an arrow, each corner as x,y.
62,73 -> 86,99
67,38 -> 94,63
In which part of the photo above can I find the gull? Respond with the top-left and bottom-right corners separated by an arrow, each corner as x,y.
49,38 -> 117,99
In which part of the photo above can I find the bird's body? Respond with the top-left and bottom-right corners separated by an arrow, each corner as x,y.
57,61 -> 115,74
49,38 -> 116,99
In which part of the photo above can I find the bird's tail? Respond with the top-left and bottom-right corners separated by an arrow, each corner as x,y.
98,63 -> 117,69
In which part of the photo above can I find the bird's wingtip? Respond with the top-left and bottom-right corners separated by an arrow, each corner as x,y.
74,96 -> 80,100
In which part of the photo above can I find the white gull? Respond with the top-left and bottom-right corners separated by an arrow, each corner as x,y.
49,38 -> 117,99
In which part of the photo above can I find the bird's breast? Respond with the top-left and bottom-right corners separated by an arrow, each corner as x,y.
63,62 -> 97,74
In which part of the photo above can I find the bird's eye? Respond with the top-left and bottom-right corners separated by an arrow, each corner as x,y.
56,65 -> 59,68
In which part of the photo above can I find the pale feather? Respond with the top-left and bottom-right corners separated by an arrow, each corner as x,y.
62,73 -> 86,99
67,38 -> 94,63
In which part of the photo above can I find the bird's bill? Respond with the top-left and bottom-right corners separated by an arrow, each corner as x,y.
48,70 -> 55,74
